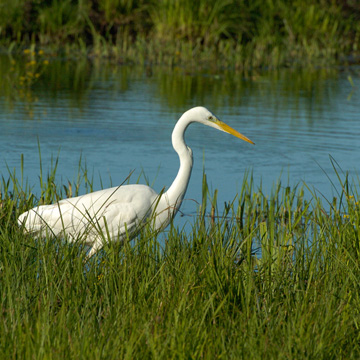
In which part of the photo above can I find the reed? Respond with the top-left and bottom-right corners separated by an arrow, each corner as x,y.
1,0 -> 360,68
0,153 -> 359,358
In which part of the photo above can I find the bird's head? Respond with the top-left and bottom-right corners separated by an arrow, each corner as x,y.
186,106 -> 254,145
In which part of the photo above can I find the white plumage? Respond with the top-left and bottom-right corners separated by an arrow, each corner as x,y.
18,107 -> 254,257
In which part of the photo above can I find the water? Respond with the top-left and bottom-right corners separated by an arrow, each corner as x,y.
1,56 -> 360,224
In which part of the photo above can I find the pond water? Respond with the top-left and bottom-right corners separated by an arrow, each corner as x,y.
1,55 -> 360,226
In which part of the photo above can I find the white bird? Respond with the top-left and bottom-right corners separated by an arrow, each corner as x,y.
18,107 -> 254,257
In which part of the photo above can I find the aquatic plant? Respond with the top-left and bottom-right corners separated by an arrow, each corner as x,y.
3,47 -> 49,116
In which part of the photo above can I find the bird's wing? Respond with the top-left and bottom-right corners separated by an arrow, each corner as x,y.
18,184 -> 159,243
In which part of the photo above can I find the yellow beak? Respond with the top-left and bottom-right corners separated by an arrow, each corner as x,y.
217,121 -> 254,145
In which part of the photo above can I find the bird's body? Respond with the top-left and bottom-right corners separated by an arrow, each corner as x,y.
18,107 -> 253,257
19,185 -> 161,256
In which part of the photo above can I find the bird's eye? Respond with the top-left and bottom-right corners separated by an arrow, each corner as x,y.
208,115 -> 213,121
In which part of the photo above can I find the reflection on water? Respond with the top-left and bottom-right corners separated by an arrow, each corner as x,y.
1,54 -> 360,221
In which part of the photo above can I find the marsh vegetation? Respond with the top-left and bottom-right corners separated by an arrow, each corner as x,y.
0,157 -> 360,358
1,0 -> 360,68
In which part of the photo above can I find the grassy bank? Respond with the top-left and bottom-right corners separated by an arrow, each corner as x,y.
1,158 -> 360,358
1,0 -> 360,69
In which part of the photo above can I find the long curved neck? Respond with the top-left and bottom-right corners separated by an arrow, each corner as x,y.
163,114 -> 194,212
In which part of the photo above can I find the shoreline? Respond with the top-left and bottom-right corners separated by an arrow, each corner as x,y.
1,0 -> 360,70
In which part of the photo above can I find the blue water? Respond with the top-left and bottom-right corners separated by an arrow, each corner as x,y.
1,61 -> 360,226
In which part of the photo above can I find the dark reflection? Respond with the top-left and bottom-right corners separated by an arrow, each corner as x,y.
157,67 -> 341,110
0,53 -> 347,120
0,55 -> 145,116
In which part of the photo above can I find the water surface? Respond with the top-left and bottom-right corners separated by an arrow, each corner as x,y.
1,56 -> 359,223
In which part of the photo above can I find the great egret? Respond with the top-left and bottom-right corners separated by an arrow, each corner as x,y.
18,106 -> 254,257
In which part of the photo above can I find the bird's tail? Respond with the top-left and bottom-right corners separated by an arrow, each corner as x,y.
18,209 -> 48,235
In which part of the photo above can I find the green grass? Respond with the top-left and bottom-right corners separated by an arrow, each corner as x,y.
1,155 -> 360,358
1,0 -> 360,69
